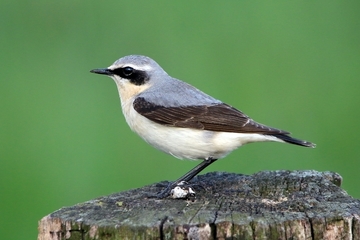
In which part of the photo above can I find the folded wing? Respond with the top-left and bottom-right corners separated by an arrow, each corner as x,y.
133,97 -> 288,134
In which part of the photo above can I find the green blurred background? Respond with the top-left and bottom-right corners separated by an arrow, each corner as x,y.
1,1 -> 359,239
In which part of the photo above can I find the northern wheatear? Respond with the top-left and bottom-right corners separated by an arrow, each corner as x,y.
90,55 -> 315,198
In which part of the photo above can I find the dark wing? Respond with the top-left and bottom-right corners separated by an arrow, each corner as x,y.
133,97 -> 289,134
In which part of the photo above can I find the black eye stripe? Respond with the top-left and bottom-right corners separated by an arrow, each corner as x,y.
110,67 -> 133,77
111,67 -> 149,86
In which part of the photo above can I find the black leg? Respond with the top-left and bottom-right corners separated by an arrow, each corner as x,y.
155,157 -> 218,199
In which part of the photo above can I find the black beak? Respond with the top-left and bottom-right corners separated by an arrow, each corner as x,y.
90,68 -> 112,75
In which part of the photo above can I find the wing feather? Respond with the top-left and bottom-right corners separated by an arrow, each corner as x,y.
133,97 -> 289,134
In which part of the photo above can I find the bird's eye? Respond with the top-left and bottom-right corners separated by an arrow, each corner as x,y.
122,67 -> 134,76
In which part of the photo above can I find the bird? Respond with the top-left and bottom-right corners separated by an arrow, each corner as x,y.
90,55 -> 315,198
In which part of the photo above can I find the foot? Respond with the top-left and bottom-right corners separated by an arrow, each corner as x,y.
145,181 -> 196,199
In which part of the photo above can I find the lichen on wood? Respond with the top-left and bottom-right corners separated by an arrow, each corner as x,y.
38,170 -> 360,240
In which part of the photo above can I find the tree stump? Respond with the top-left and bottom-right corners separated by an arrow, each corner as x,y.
38,170 -> 360,240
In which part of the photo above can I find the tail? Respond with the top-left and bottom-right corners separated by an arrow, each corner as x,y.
272,134 -> 316,148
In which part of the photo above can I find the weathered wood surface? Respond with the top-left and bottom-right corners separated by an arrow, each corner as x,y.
38,170 -> 360,240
